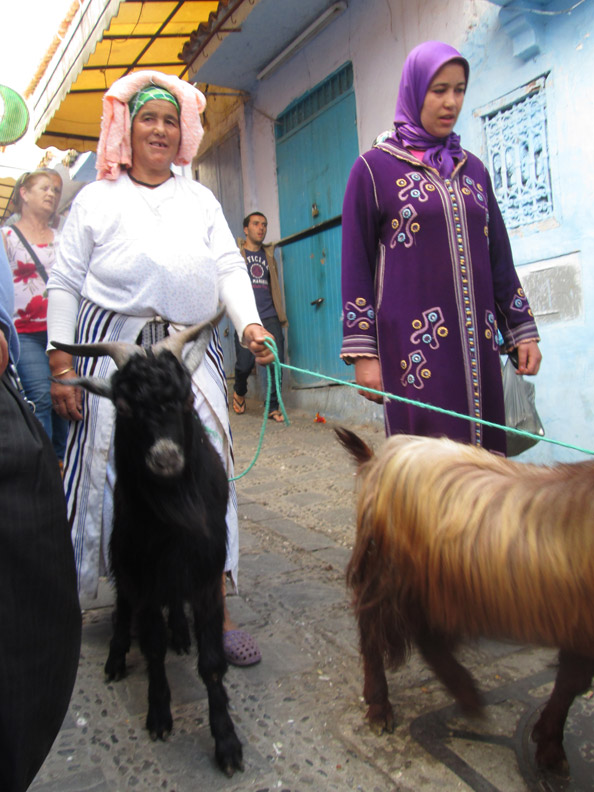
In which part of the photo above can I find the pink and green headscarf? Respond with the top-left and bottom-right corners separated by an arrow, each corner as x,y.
96,70 -> 206,181
392,41 -> 469,178
128,84 -> 180,122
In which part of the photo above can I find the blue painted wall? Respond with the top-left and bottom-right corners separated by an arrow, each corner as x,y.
457,0 -> 594,462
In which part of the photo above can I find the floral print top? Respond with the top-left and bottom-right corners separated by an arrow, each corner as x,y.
1,226 -> 59,334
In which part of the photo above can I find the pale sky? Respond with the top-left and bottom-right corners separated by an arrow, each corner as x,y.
0,0 -> 78,174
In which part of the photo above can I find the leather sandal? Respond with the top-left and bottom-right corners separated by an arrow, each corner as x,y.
232,393 -> 246,414
268,410 -> 284,423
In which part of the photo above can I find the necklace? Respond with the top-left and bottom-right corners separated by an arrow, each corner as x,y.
128,171 -> 173,189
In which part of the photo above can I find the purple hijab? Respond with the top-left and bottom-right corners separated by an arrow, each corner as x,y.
392,41 -> 469,178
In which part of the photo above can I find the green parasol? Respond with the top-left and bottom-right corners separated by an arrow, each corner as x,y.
0,85 -> 30,145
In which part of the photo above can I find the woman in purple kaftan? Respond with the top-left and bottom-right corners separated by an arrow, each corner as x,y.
340,41 -> 541,454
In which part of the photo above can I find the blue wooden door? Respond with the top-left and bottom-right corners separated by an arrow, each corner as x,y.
276,63 -> 358,387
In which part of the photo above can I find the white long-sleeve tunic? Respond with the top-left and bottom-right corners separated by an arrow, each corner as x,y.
48,173 -> 260,337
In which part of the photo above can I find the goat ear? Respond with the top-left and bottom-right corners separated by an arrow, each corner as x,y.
51,375 -> 114,400
51,340 -> 144,369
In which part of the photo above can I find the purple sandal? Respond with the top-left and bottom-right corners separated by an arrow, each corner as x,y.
223,629 -> 262,666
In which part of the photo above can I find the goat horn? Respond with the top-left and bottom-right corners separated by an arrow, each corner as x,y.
152,307 -> 226,362
51,340 -> 145,369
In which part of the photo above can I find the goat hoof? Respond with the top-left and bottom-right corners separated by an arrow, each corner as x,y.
216,732 -> 244,777
369,718 -> 394,736
149,729 -> 171,742
367,704 -> 395,735
533,738 -> 569,773
222,760 -> 243,778
104,656 -> 127,682
146,709 -> 173,741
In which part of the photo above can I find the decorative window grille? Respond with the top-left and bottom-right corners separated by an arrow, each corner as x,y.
482,76 -> 553,229
276,62 -> 353,141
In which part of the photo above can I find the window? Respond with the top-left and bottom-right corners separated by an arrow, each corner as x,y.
481,76 -> 553,229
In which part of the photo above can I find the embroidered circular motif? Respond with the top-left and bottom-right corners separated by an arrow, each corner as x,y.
437,327 -> 448,337
411,353 -> 422,364
411,189 -> 420,198
518,288 -> 525,297
411,173 -> 421,181
347,311 -> 356,321
392,219 -> 399,229
396,178 -> 407,187
465,176 -> 472,185
355,297 -> 366,306
485,329 -> 492,340
484,226 -> 489,236
401,360 -> 407,369
462,187 -> 471,195
422,334 -> 432,344
359,321 -> 370,330
367,309 -> 375,319
411,222 -> 420,233
421,369 -> 431,379
487,312 -> 494,324
403,208 -> 412,219
477,183 -> 484,191
398,233 -> 406,243
426,184 -> 435,191
428,312 -> 438,322
477,193 -> 484,202
412,319 -> 422,329
407,374 -> 415,384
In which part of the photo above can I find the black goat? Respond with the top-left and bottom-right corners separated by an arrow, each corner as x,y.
52,312 -> 243,777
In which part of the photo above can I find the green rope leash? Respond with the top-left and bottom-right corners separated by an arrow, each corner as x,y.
228,364 -> 290,482
257,338 -> 594,458
225,339 -> 593,481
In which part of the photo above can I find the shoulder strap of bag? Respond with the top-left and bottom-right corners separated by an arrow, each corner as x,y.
11,225 -> 49,283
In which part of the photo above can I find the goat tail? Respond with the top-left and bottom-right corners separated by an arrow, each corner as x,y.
340,427 -> 412,669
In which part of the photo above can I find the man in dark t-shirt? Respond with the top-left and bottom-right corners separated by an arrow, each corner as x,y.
232,212 -> 288,422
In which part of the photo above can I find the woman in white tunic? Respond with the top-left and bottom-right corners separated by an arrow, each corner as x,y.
47,72 -> 272,665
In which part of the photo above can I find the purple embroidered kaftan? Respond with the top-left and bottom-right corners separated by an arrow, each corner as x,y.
340,138 -> 539,453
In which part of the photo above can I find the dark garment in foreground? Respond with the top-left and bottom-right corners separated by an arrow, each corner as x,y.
234,316 -> 285,412
0,374 -> 81,792
341,139 -> 539,454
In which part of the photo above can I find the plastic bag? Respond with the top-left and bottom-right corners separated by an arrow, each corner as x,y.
502,354 -> 545,457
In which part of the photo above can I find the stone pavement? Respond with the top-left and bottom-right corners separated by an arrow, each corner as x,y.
30,400 -> 593,792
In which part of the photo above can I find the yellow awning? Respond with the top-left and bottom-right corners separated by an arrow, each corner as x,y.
0,177 -> 16,223
30,0 -> 224,152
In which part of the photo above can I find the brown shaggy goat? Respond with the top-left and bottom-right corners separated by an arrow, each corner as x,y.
336,427 -> 594,772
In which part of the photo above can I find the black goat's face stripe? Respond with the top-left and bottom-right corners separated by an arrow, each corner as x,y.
146,437 -> 185,478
